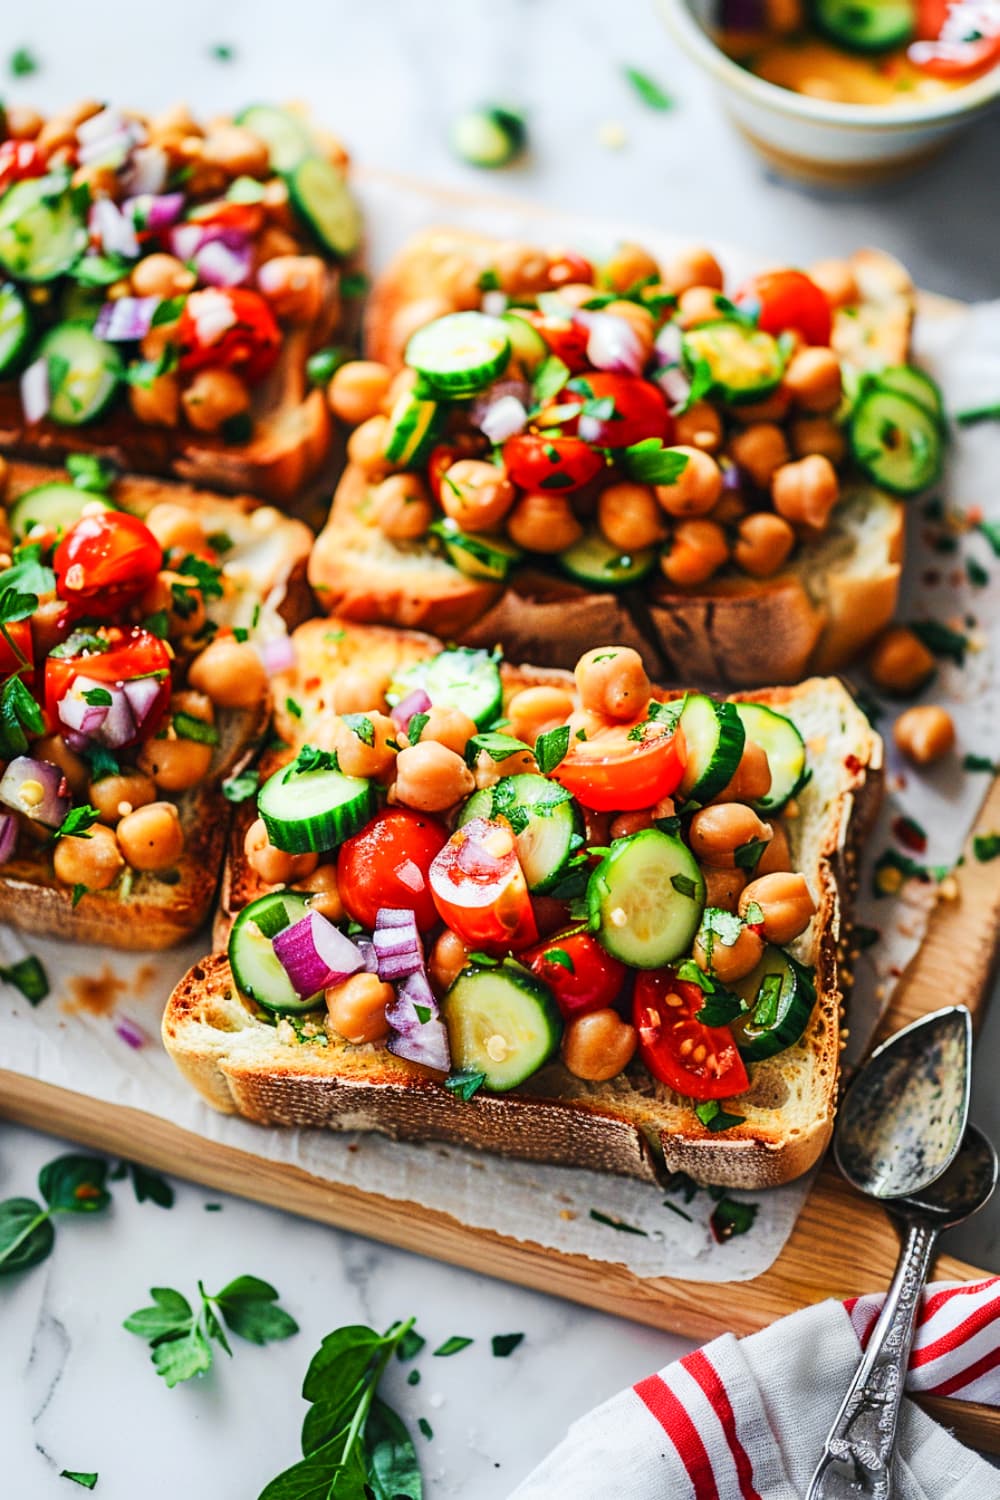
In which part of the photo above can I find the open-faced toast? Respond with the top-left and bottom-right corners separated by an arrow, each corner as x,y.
309,230 -> 920,683
0,459 -> 313,947
0,102 -> 358,502
163,620 -> 882,1189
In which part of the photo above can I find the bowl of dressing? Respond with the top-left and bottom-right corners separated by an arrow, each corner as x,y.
657,0 -> 1000,184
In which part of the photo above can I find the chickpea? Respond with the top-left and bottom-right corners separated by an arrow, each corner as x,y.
660,519 -> 729,587
439,459 -> 517,532
129,372 -> 181,429
256,255 -> 326,324
714,741 -> 772,805
328,361 -> 393,427
868,627 -> 936,697
609,809 -> 655,840
202,123 -> 270,177
689,804 -> 772,868
584,809 -> 611,846
37,100 -> 102,156
54,823 -> 124,891
138,568 -> 207,637
5,104 -> 44,139
809,258 -> 858,309
693,919 -> 764,984
756,821 -> 792,876
575,647 -> 650,722
740,872 -> 816,944
115,801 -> 185,872
784,347 -> 842,413
288,863 -> 340,921
144,502 -> 206,554
328,711 -> 399,779
391,741 -> 475,812
131,253 -> 196,300
138,733 -> 213,793
894,705 -> 955,766
181,368 -> 250,434
673,400 -> 723,453
32,734 -> 88,798
733,512 -> 796,579
371,473 -> 434,540
701,865 -> 747,913
417,704 -> 478,756
602,242 -> 661,294
326,972 -> 393,1045
561,1009 -> 638,1082
545,282 -> 595,310
474,746 -> 537,790
654,447 -> 724,518
666,247 -> 725,296
244,818 -> 318,886
507,686 -> 575,746
772,454 -> 839,532
429,928 -> 470,997
790,415 -> 846,466
728,423 -> 790,490
677,285 -> 726,328
506,493 -> 583,554
90,771 -> 157,825
330,667 -> 390,715
597,482 -> 666,551
347,414 -> 393,477
733,388 -> 793,424
189,638 -> 268,710
257,225 -> 299,262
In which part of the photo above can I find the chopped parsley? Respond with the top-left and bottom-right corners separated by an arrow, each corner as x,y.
695,1100 -> 746,1133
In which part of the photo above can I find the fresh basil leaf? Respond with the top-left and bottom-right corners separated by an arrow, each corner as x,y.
151,295 -> 186,328
301,1325 -> 387,1402
222,768 -> 260,803
909,619 -> 968,666
290,744 -> 339,776
128,1163 -> 175,1208
491,1332 -> 524,1357
465,731 -> 531,765
541,947 -> 574,973
0,1197 -> 54,1275
66,453 -> 115,493
974,833 -> 1000,863
0,954 -> 49,1004
532,354 -> 570,408
734,838 -> 769,871
39,1154 -> 111,1214
533,723 -> 570,775
710,1196 -> 758,1241
342,713 -> 375,747
695,986 -> 745,1027
55,806 -> 102,841
59,1472 -> 99,1489
623,65 -> 673,111
623,438 -> 688,486
433,1335 -> 473,1357
214,1274 -> 299,1345
123,1285 -> 194,1342
366,1396 -> 422,1500
695,1100 -> 746,1133
406,712 -> 429,745
173,711 -> 220,745
82,686 -> 113,707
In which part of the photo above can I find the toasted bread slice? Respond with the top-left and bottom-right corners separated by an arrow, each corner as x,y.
0,461 -> 314,948
163,621 -> 882,1189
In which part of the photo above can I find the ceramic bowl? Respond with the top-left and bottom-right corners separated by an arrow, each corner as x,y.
656,0 -> 1000,185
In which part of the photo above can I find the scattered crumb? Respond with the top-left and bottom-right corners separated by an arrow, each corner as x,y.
597,121 -> 627,150
938,875 -> 960,902
559,1208 -> 576,1220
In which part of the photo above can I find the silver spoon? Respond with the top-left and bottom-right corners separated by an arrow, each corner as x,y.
807,1006 -> 997,1500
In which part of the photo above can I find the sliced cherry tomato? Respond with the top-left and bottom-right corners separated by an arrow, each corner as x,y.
736,269 -> 832,348
429,816 -> 538,950
502,433 -> 604,494
520,309 -> 591,372
178,287 -> 281,384
552,717 -> 686,813
53,512 -> 162,619
910,30 -> 1000,76
427,443 -> 463,503
522,929 -> 627,1020
186,200 -> 265,235
337,808 -> 448,933
633,971 -> 749,1101
0,140 -> 46,193
546,251 -> 595,288
0,619 -> 34,679
917,0 -> 949,35
44,626 -> 172,742
573,373 -> 673,449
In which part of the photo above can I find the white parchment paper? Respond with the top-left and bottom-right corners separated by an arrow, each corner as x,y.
1,178 -> 998,1283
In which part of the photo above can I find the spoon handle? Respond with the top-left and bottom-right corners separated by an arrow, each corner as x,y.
806,1218 -> 939,1500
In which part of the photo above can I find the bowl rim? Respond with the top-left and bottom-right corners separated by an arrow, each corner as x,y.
656,0 -> 1000,131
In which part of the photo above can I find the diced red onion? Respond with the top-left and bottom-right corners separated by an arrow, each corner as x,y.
272,910 -> 364,1000
59,681 -> 138,749
183,285 -> 239,343
470,378 -> 531,427
374,907 -> 423,980
169,223 -> 207,262
0,813 -> 16,864
195,236 -> 254,288
0,757 -> 71,827
481,289 -> 508,317
95,296 -> 159,343
77,108 -> 143,170
115,1016 -> 149,1049
90,197 -> 139,260
123,147 -> 168,198
719,0 -> 765,29
390,688 -> 432,732
258,636 -> 296,677
20,358 -> 50,424
655,365 -> 692,410
58,677 -> 110,737
125,189 -> 185,233
102,690 -> 136,749
122,675 -> 164,725
479,394 -> 528,444
376,907 -> 421,929
357,937 -> 378,974
721,459 -> 743,492
584,312 -> 645,376
386,969 -> 451,1073
654,321 -> 683,368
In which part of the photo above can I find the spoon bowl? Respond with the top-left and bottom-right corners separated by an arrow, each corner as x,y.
901,1121 -> 998,1227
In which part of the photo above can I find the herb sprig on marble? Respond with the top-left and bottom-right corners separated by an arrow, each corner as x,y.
0,1154 -> 111,1275
124,1275 -> 298,1387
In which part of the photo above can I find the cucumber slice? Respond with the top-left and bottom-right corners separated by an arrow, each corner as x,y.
236,105 -> 314,171
733,702 -> 808,814
730,946 -> 816,1061
383,388 -> 442,468
0,282 -> 31,376
501,311 -> 548,375
430,517 -> 523,582
442,962 -> 562,1090
458,774 -> 583,893
557,529 -> 657,590
0,175 -> 88,283
682,320 -> 785,406
812,0 -> 914,53
588,829 -> 706,969
8,482 -> 116,541
849,387 -> 942,496
871,365 -> 944,424
37,323 -> 123,425
258,761 -> 378,854
406,312 -> 511,396
286,156 -> 362,258
229,891 -> 324,1014
450,107 -> 526,168
387,647 -> 502,730
677,695 -> 746,805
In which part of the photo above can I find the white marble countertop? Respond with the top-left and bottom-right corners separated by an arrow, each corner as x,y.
2,2 -> 1000,1495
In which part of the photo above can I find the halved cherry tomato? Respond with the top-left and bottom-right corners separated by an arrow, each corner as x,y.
502,433 -> 604,493
546,251 -> 595,288
909,2 -> 1000,80
573,373 -> 673,449
44,626 -> 172,742
429,816 -> 538,950
427,443 -> 463,503
186,200 -> 265,235
337,808 -> 448,933
0,141 -> 47,193
0,619 -> 34,679
633,971 -> 749,1101
735,269 -> 832,348
522,929 -> 627,1020
178,287 -> 281,384
552,718 -> 686,813
53,512 -> 162,619
520,309 -> 591,372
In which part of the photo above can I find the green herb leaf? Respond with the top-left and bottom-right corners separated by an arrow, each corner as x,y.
973,833 -> 1000,863
54,806 -> 101,841
0,954 -> 49,1004
82,686 -> 113,707
534,723 -> 570,775
0,674 -> 44,758
82,744 -> 119,782
306,345 -> 350,387
955,403 -> 1000,427
368,1396 -> 424,1495
0,1197 -> 54,1275
39,1154 -> 111,1214
128,1163 -> 175,1209
963,753 -> 998,773
695,1101 -> 746,1133
396,1327 -> 426,1362
59,1473 -> 98,1490
151,295 -> 186,329
734,838 -> 769,871
152,1323 -> 214,1387
222,768 -> 260,803
542,947 -> 574,974
695,987 -> 745,1027
290,744 -> 340,776
71,884 -> 88,908
532,354 -> 571,408
622,438 -> 688,486
710,1196 -> 758,1241
66,453 -> 115,493
213,1274 -> 300,1346
406,711 -> 429,745
465,730 -> 531,765
209,41 -> 235,61
341,271 -> 370,300
909,619 -> 968,666
9,46 -> 38,76
433,1335 -> 474,1357
342,713 -> 375,747
491,1332 -> 524,1357
663,1170 -> 700,1204
623,65 -> 673,111
588,1209 -> 648,1236
416,1416 -> 433,1443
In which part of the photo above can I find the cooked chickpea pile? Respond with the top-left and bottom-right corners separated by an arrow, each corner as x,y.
329,239 -> 861,590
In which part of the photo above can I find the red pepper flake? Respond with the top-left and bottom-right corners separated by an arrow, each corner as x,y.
304,675 -> 321,692
74,1182 -> 103,1201
844,754 -> 862,774
967,505 -> 984,527
892,814 -> 927,854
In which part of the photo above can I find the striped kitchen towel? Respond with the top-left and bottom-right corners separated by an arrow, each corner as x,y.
511,1281 -> 1000,1498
